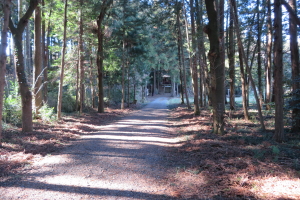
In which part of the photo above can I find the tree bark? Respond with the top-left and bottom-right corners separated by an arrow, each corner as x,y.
34,1 -> 43,114
42,0 -> 48,103
0,0 -> 11,144
57,0 -> 68,120
121,36 -> 126,109
256,0 -> 263,108
9,0 -> 38,132
189,0 -> 200,115
78,0 -> 84,114
176,2 -> 184,104
97,0 -> 113,113
265,0 -> 272,110
228,2 -> 235,111
204,0 -> 225,134
274,0 -> 284,142
289,0 -> 300,132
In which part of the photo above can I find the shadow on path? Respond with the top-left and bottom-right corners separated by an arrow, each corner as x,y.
0,96 -> 181,200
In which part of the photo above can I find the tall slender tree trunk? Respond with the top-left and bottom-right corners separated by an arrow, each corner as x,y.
256,0 -> 264,107
97,22 -> 105,113
9,0 -> 38,132
42,0 -> 48,103
265,0 -> 272,110
204,0 -> 225,134
176,3 -> 185,104
78,0 -> 84,114
289,0 -> 300,132
178,13 -> 191,109
229,0 -> 265,130
57,0 -> 68,120
0,0 -> 11,144
195,0 -> 202,107
196,0 -> 208,107
97,0 -> 113,113
121,36 -> 126,109
34,1 -> 43,114
273,0 -> 284,142
238,47 -> 249,120
189,0 -> 200,115
228,2 -> 235,111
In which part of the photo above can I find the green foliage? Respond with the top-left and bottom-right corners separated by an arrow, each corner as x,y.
38,104 -> 57,123
3,94 -> 22,126
3,82 -> 22,126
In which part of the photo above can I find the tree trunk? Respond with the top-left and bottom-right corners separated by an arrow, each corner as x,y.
57,0 -> 68,120
121,37 -> 126,109
179,17 -> 191,109
228,2 -> 235,111
9,0 -> 38,132
229,0 -> 265,130
204,0 -> 225,134
238,47 -> 249,120
34,2 -> 43,114
273,0 -> 284,142
265,0 -> 272,110
0,0 -> 11,144
78,0 -> 84,114
196,0 -> 208,107
256,0 -> 264,108
97,0 -> 113,113
189,0 -> 200,115
43,0 -> 48,103
289,0 -> 300,132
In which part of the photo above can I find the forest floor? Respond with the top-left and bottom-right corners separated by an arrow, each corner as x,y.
0,96 -> 300,199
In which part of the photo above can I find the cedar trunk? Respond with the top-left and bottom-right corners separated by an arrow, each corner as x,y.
274,0 -> 284,142
289,0 -> 300,132
57,0 -> 68,119
97,0 -> 113,113
8,0 -> 38,132
34,3 -> 43,114
0,0 -> 11,143
204,0 -> 225,134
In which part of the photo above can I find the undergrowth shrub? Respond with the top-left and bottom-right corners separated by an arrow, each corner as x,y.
38,104 -> 56,123
3,81 -> 22,126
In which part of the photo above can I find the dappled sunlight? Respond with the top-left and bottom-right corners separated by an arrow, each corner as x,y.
117,119 -> 166,125
82,133 -> 180,146
253,176 -> 300,199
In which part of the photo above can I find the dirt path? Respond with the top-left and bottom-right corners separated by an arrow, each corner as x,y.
0,96 -> 181,200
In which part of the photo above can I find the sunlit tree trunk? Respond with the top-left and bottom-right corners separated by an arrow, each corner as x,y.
42,0 -> 48,103
265,0 -> 272,110
9,0 -> 38,132
178,9 -> 191,109
57,0 -> 68,120
34,1 -> 43,114
0,0 -> 11,144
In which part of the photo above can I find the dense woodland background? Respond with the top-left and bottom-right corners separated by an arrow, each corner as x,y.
0,0 -> 300,143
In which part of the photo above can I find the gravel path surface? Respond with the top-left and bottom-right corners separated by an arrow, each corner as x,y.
0,96 -> 180,200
